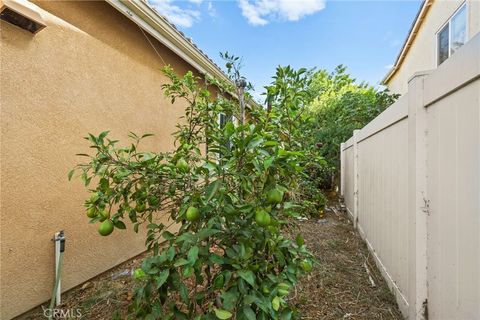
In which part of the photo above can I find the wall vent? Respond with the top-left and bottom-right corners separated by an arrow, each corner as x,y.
0,0 -> 45,33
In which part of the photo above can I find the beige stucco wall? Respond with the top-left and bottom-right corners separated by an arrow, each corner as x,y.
0,1 -> 203,319
386,0 -> 480,95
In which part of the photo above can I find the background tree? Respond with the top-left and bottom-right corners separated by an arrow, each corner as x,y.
306,65 -> 399,184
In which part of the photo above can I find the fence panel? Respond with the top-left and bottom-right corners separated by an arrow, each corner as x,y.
343,141 -> 354,219
425,71 -> 480,319
340,33 -> 480,319
357,115 -> 410,313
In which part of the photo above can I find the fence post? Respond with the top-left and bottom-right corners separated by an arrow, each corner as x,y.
407,71 -> 431,320
340,142 -> 345,196
353,129 -> 360,229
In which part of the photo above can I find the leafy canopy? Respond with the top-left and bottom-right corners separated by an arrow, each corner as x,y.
307,65 -> 398,170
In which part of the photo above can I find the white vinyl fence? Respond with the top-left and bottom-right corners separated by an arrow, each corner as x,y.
341,33 -> 480,320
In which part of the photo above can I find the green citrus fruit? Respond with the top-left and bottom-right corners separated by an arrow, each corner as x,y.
133,268 -> 146,280
186,206 -> 200,222
176,158 -> 189,172
98,219 -> 114,236
86,207 -> 98,218
255,209 -> 271,227
267,188 -> 284,204
99,210 -> 110,222
89,193 -> 100,204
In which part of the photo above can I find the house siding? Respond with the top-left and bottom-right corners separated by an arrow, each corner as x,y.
386,0 -> 480,95
0,1 -> 201,318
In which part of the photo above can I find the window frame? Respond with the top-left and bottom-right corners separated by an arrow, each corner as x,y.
435,2 -> 468,66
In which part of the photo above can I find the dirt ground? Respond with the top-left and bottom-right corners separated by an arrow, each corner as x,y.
18,199 -> 402,320
290,201 -> 403,319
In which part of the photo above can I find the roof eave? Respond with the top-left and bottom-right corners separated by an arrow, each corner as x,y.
106,0 -> 231,84
381,0 -> 433,85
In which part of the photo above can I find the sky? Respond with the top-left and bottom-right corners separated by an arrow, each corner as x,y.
149,0 -> 423,100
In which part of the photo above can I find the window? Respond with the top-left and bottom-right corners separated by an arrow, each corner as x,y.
450,5 -> 467,54
219,113 -> 229,129
437,3 -> 467,66
437,24 -> 449,65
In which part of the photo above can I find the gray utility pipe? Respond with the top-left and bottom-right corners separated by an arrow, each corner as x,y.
48,230 -> 65,320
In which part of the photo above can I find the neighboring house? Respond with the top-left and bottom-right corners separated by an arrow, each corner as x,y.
382,0 -> 480,95
0,1 -> 231,319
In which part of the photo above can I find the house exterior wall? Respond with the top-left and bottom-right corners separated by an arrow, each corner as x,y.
0,1 -> 201,318
386,0 -> 480,95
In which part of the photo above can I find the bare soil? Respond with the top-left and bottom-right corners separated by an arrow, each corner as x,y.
17,199 -> 402,320
290,201 -> 403,319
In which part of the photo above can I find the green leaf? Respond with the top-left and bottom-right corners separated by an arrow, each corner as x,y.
162,231 -> 175,241
214,309 -> 233,320
156,270 -> 169,289
221,289 -> 239,310
280,310 -> 292,320
237,270 -> 255,287
205,179 -> 221,202
167,247 -> 175,261
224,122 -> 235,137
173,258 -> 190,267
247,137 -> 264,150
187,245 -> 199,264
183,265 -> 194,277
209,253 -> 225,265
203,161 -> 218,173
141,152 -> 155,161
263,157 -> 275,170
213,274 -> 224,289
242,306 -> 256,320
99,130 -> 110,140
198,228 -> 221,240
67,169 -> 75,181
81,171 -> 88,186
176,232 -> 197,245
114,220 -> 126,229
272,296 -> 280,311
179,283 -> 189,303
295,234 -> 304,246
263,141 -> 278,147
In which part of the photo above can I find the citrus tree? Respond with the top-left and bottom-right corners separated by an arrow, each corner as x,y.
71,59 -> 315,319
263,66 -> 328,216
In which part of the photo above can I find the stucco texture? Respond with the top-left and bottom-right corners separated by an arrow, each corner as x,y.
387,0 -> 480,95
0,1 -> 197,318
